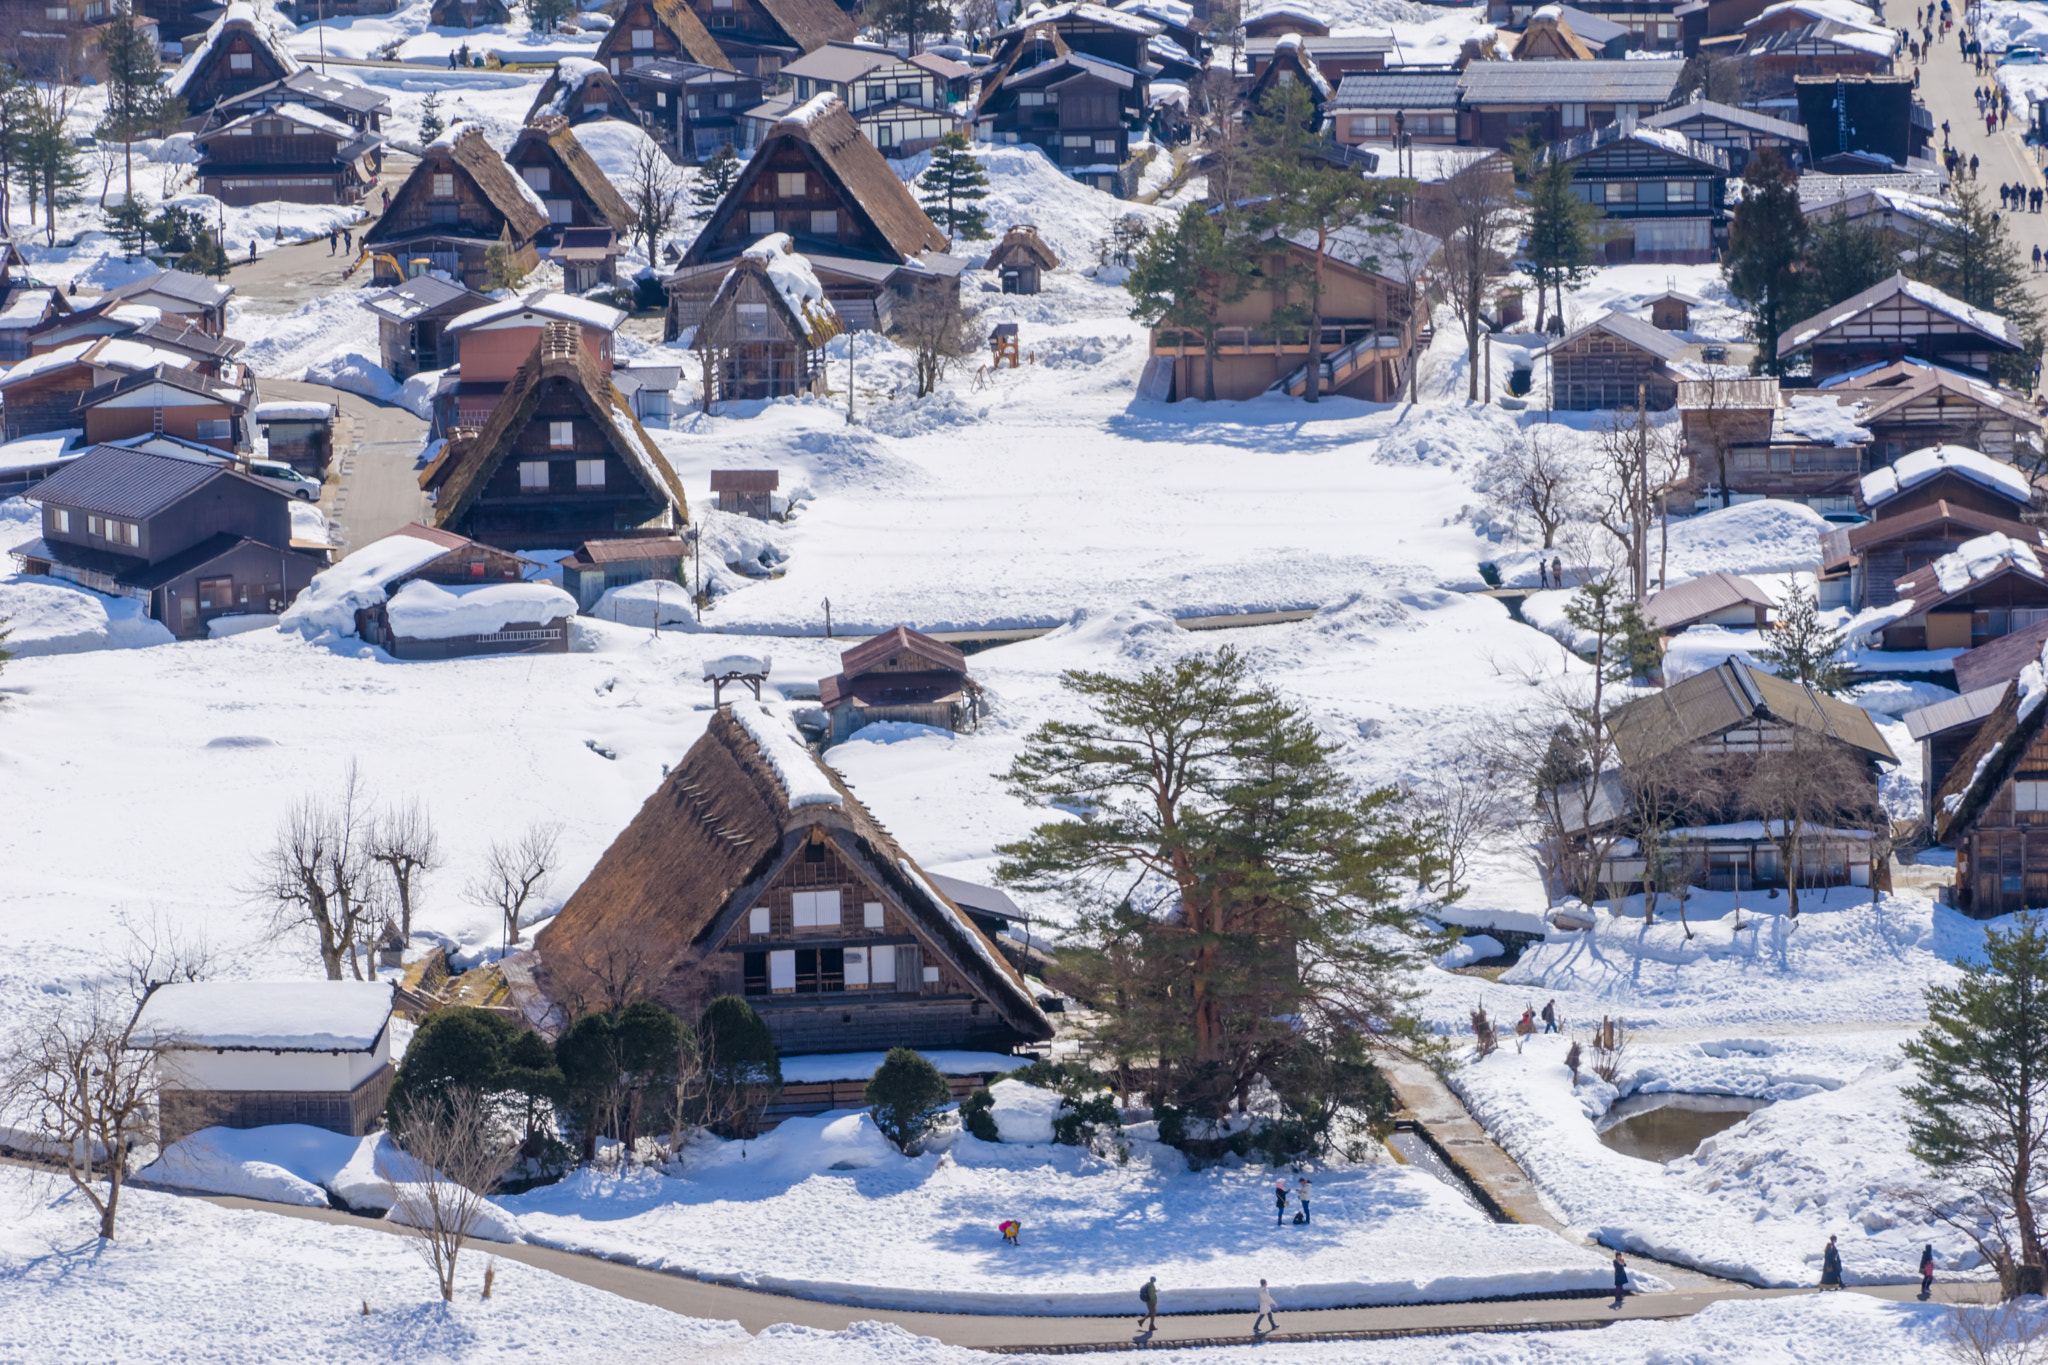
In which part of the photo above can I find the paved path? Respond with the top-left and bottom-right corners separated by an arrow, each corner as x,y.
183,1191 -> 1990,1353
261,376 -> 427,553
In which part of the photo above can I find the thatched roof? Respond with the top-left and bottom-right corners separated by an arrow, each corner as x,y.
696,240 -> 846,349
1934,654 -> 2048,842
535,708 -> 1054,1039
431,322 -> 687,529
368,127 -> 548,246
644,0 -> 737,67
755,0 -> 857,51
515,117 -> 636,234
985,225 -> 1060,272
684,95 -> 947,269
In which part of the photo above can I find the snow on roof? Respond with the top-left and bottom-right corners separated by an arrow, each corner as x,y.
88,338 -> 198,374
786,92 -> 839,127
1898,276 -> 2013,344
1000,0 -> 1164,35
1752,0 -> 1886,32
1931,532 -> 2044,596
2020,637 -> 2048,726
448,291 -> 626,335
0,288 -> 55,328
279,526 -> 459,637
1860,443 -> 2032,507
384,578 -> 574,640
703,652 -> 772,679
270,102 -> 359,139
168,0 -> 300,97
545,57 -> 609,114
1775,392 -> 1870,446
134,980 -> 392,1052
255,401 -> 335,421
0,341 -> 91,388
729,703 -> 842,808
0,429 -> 79,476
743,233 -> 840,338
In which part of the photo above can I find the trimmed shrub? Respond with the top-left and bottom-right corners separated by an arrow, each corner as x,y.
865,1047 -> 953,1152
960,1085 -> 999,1142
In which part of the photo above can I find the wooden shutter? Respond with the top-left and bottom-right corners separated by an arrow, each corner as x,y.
896,944 -> 921,994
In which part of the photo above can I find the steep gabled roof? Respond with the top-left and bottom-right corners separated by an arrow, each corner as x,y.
839,624 -> 968,676
1645,97 -> 1807,141
431,322 -> 687,529
77,364 -> 244,411
366,127 -> 548,247
595,0 -> 732,68
1778,272 -> 2025,361
1513,11 -> 1596,59
1934,647 -> 2048,842
1860,443 -> 2032,510
755,0 -> 859,50
1545,121 -> 1732,176
511,117 -> 636,233
1608,658 -> 1896,767
535,707 -> 1053,1038
168,1 -> 301,101
525,59 -> 635,124
696,235 -> 845,349
985,224 -> 1061,272
1830,360 -> 2042,430
1538,309 -> 1690,363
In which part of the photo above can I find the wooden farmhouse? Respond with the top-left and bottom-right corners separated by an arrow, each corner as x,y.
0,334 -> 216,440
1870,526 -> 2048,653
619,59 -> 767,163
678,0 -> 854,73
79,365 -> 249,454
1539,310 -> 1687,411
692,235 -> 844,407
365,274 -> 494,380
1454,60 -> 1685,149
1545,6 -> 1634,55
985,225 -> 1059,294
1513,9 -> 1599,59
80,269 -> 234,338
168,2 -> 303,112
423,321 -> 689,551
1800,184 -> 1956,251
818,624 -> 981,744
527,58 -> 641,127
712,468 -> 779,518
1558,659 -> 1896,896
362,126 -> 547,289
1932,644 -> 2048,916
595,0 -> 734,77
558,535 -> 689,612
535,706 -> 1054,1053
301,522 -> 576,658
1819,444 -> 2038,609
747,42 -> 965,157
1820,359 -> 2043,466
1908,620 -> 2048,808
1640,570 -> 1773,634
435,290 -> 625,431
135,982 -> 396,1145
10,443 -> 322,639
1245,28 -> 1391,82
1245,34 -> 1334,127
506,116 -> 635,274
1647,289 -> 1703,330
211,68 -> 391,136
1544,123 -> 1730,263
1778,272 -> 2024,381
1328,67 -> 1462,146
973,19 -> 1153,193
0,0 -> 136,80
1642,97 -> 1808,173
428,0 -> 512,27
666,94 -> 955,337
194,100 -> 383,206
1676,376 -> 1882,512
1150,222 -> 1437,403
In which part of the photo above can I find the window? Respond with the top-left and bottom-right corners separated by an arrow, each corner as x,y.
1614,103 -> 1638,125
125,522 -> 139,546
1637,180 -> 1665,205
576,459 -> 605,489
631,26 -> 653,47
809,209 -> 838,235
866,82 -> 888,104
1666,180 -> 1696,202
777,171 -> 806,197
844,946 -> 869,987
863,901 -> 884,928
523,166 -> 551,191
922,965 -> 940,984
430,202 -> 459,225
769,948 -> 795,992
230,52 -> 253,71
549,421 -> 574,448
433,173 -> 455,197
658,91 -> 669,107
547,199 -> 573,224
749,905 -> 770,934
519,461 -> 549,490
791,889 -> 841,928
895,82 -> 918,100
875,124 -> 895,147
1604,181 -> 1627,203
87,514 -> 100,536
869,944 -> 896,984
1563,102 -> 1586,128
197,577 -> 234,610
714,0 -> 732,6
2017,781 -> 2048,811
1018,91 -> 1045,107
1657,21 -> 1676,38
53,509 -> 68,533
196,419 -> 232,440
748,210 -> 776,234
1094,138 -> 1117,156
717,91 -> 735,108
1063,134 -> 1089,147
43,6 -> 65,17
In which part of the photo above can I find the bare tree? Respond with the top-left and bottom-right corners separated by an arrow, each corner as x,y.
1944,1299 -> 2048,1363
1484,429 -> 1585,551
551,939 -> 661,1018
1426,155 -> 1519,403
252,763 -> 382,980
1742,731 -> 1877,918
892,288 -> 975,398
119,909 -> 216,1006
1594,401 -> 1686,602
957,0 -> 999,46
1587,1016 -> 1629,1083
1195,66 -> 1250,212
629,137 -> 686,269
368,799 -> 439,941
0,993 -> 165,1239
1409,764 -> 1515,903
467,821 -> 564,952
384,1086 -> 519,1302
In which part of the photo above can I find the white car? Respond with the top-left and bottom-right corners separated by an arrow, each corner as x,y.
248,459 -> 323,501
2001,45 -> 2041,65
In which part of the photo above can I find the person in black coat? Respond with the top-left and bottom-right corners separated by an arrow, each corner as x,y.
1820,1235 -> 1844,1289
1611,1252 -> 1628,1309
1920,1244 -> 1935,1299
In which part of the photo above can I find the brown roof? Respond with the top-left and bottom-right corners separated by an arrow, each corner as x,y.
523,63 -> 633,126
839,624 -> 968,677
820,670 -> 968,710
1608,659 -> 1896,767
534,708 -> 1052,1038
431,322 -> 689,530
523,117 -> 636,233
367,127 -> 547,246
1819,499 -> 2041,572
392,521 -> 473,551
606,0 -> 731,68
1890,549 -> 2048,615
696,246 -> 846,350
1835,360 -> 2044,429
755,0 -> 857,51
1934,671 -> 2048,842
711,469 -> 781,493
560,535 -> 690,569
1954,619 -> 2048,694
1513,13 -> 1597,58
984,225 -> 1060,272
1640,571 -> 1772,631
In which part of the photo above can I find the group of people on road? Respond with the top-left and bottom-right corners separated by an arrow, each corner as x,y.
2002,182 -> 2044,214
326,227 -> 355,256
447,42 -> 471,69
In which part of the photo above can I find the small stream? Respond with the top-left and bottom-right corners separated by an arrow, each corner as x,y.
1595,1093 -> 1768,1164
1385,1128 -> 1490,1215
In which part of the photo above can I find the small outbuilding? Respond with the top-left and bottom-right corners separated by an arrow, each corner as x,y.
1538,310 -> 1688,411
983,225 -> 1059,295
1647,289 -> 1704,331
366,274 -> 494,380
818,623 -> 981,743
692,235 -> 844,407
558,534 -> 690,612
254,400 -> 336,477
1640,571 -> 1773,633
711,468 -> 780,519
135,980 -> 396,1145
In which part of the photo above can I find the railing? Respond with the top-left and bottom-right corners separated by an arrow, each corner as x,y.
1155,322 -> 1413,354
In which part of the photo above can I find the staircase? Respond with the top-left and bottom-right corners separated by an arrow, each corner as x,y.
1268,333 -> 1399,398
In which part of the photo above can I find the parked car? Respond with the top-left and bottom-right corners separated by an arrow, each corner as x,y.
2001,45 -> 2041,65
248,459 -> 322,501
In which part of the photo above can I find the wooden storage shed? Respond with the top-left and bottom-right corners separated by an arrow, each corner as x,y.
711,468 -> 780,518
691,236 -> 844,407
983,226 -> 1059,295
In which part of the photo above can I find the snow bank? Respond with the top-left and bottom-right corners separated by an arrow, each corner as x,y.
778,1050 -> 1027,1084
1437,933 -> 1505,969
729,703 -> 840,807
986,1077 -> 1062,1143
304,350 -> 401,403
385,1182 -> 526,1243
140,1123 -> 367,1206
383,579 -> 574,640
1662,499 -> 1829,579
280,530 -> 455,636
0,576 -> 174,655
135,980 -> 393,1050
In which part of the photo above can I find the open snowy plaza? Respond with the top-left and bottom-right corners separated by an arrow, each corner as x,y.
14,0 -> 2048,1358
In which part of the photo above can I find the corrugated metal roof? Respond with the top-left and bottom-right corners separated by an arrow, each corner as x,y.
1642,571 -> 1773,630
1903,683 -> 2007,741
1458,58 -> 1685,104
1538,309 -> 1690,362
1330,67 -> 1460,109
1954,619 -> 2048,695
1609,659 -> 1895,766
27,444 -> 237,519
1556,6 -> 1629,43
925,871 -> 1027,922
1644,96 -> 1807,141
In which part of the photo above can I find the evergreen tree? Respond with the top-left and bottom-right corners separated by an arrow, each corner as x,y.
419,91 -> 445,145
1523,151 -> 1599,334
0,70 -> 30,232
862,0 -> 952,54
916,130 -> 990,244
1793,207 -> 1899,324
1126,202 -> 1258,401
385,1006 -> 565,1151
96,1 -> 183,201
1610,602 -> 1663,685
1903,915 -> 2048,1296
178,231 -> 229,278
1723,149 -> 1805,375
19,98 -> 82,249
864,1047 -> 952,1151
692,143 -> 741,221
524,0 -> 574,33
1908,183 -> 2046,387
699,995 -> 780,1138
1755,583 -> 1854,696
554,1001 -> 685,1155
103,197 -> 151,260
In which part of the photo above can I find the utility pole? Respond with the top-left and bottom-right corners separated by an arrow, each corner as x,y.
846,335 -> 856,424
822,597 -> 832,638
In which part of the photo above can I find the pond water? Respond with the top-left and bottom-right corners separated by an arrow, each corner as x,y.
1595,1093 -> 1769,1164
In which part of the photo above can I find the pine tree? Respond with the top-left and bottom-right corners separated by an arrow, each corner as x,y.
19,97 -> 83,249
104,197 -> 151,260
419,92 -> 445,145
179,231 -> 229,278
1126,202 -> 1259,401
1755,583 -> 1854,696
864,1047 -> 952,1151
692,143 -> 741,221
96,1 -> 182,202
1908,183 -> 2045,387
1523,152 -> 1599,334
1723,149 -> 1806,375
1793,207 -> 1899,324
916,131 -> 990,244
0,70 -> 29,232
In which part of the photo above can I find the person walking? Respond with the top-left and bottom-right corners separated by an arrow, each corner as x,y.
1551,555 -> 1563,586
328,227 -> 338,255
1820,1235 -> 1844,1289
1971,153 -> 1981,179
343,228 -> 353,254
2033,244 -> 2041,273
381,187 -> 392,212
1000,1219 -> 1021,1245
1139,1275 -> 1159,1331
1296,1174 -> 1313,1225
1254,1279 -> 1279,1334
459,41 -> 470,67
1542,999 -> 1559,1033
448,49 -> 458,69
2035,187 -> 2043,213
1274,1180 -> 1289,1226
1611,1252 -> 1629,1309
1919,1244 -> 1935,1299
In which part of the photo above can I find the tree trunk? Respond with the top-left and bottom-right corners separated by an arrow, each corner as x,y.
99,1159 -> 121,1240
1305,240 -> 1324,403
1204,334 -> 1217,402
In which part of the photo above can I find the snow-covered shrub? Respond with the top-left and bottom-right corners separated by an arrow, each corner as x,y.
863,1047 -> 953,1153
959,1085 -> 1000,1142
